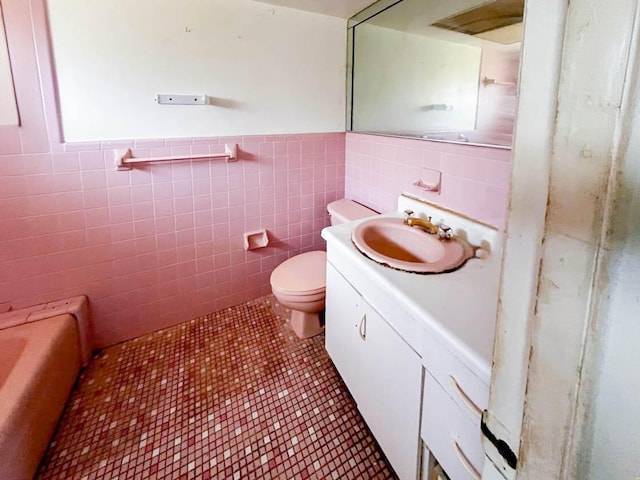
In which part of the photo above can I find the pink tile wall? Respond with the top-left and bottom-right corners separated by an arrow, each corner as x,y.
0,134 -> 345,347
345,133 -> 511,228
0,0 -> 345,348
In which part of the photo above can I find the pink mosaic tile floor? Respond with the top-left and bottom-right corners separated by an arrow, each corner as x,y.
37,296 -> 397,479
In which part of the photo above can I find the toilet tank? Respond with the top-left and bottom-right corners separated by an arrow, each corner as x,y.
327,199 -> 377,226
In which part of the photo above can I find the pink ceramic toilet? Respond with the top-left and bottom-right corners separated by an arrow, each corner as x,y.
270,199 -> 377,339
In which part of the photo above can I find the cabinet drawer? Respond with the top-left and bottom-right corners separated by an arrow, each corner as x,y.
422,373 -> 484,480
421,330 -> 488,424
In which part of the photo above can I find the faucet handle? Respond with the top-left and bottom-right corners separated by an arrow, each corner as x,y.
438,223 -> 453,240
403,209 -> 414,222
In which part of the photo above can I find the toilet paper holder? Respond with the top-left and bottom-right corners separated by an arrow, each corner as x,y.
244,229 -> 269,251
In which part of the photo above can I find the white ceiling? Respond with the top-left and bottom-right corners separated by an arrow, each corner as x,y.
254,0 -> 379,19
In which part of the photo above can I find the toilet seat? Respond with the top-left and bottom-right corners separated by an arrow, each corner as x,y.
272,290 -> 325,306
270,251 -> 326,296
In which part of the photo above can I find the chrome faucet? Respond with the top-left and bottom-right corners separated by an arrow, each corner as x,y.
403,209 -> 438,234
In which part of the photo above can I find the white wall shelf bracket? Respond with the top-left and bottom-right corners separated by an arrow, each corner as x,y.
155,94 -> 208,105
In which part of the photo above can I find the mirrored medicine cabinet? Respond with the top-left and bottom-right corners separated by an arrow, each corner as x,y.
347,0 -> 524,148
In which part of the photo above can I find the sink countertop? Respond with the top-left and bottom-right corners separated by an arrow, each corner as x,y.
321,211 -> 502,383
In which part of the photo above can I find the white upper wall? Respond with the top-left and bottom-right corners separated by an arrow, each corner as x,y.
46,0 -> 347,141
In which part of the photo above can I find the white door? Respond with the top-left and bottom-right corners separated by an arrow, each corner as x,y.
484,0 -> 640,478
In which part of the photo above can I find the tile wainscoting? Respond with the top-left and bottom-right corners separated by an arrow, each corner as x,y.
345,133 -> 512,228
0,133 -> 345,347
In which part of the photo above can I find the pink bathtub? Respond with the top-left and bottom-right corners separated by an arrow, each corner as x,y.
0,297 -> 92,479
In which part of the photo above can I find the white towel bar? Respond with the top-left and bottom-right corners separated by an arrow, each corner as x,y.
115,143 -> 237,170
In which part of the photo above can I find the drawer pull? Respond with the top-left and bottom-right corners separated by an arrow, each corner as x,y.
452,437 -> 481,480
358,314 -> 366,340
449,375 -> 482,419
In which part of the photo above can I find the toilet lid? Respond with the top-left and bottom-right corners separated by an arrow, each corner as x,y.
270,251 -> 327,295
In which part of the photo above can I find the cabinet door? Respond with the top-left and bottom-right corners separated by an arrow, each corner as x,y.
357,302 -> 423,480
325,263 -> 367,402
325,263 -> 422,480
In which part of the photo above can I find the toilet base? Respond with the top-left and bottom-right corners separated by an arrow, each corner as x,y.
290,309 -> 324,339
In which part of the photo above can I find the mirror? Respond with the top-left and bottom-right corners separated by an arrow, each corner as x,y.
348,0 -> 523,148
0,1 -> 19,126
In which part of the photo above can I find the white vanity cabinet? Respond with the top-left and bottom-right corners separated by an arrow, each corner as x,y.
321,195 -> 502,480
325,263 -> 423,480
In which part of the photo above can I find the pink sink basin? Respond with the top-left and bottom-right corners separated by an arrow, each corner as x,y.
351,217 -> 475,274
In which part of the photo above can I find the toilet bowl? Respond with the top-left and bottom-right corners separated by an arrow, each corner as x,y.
270,251 -> 327,339
270,199 -> 377,339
